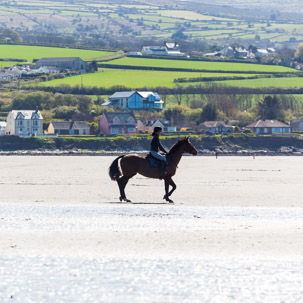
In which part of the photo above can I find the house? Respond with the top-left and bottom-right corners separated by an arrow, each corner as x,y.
0,121 -> 6,135
0,69 -> 22,80
48,121 -> 90,135
5,109 -> 43,136
256,49 -> 269,57
141,42 -> 185,57
198,121 -> 233,134
100,111 -> 137,135
234,48 -> 249,59
128,51 -> 142,56
103,91 -> 164,111
35,57 -> 90,72
246,120 -> 291,134
143,120 -> 177,133
290,119 -> 303,132
222,46 -> 235,58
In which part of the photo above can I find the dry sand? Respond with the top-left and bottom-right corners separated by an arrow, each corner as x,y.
1,155 -> 303,302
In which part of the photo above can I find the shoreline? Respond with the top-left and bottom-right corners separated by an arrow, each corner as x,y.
0,149 -> 303,156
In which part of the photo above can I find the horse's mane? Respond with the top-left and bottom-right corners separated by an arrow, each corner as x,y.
168,138 -> 186,155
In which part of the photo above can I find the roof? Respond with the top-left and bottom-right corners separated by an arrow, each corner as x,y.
51,121 -> 90,130
290,119 -> 303,127
36,57 -> 82,63
11,110 -> 43,120
51,121 -> 72,130
71,121 -> 90,130
109,91 -> 162,101
104,112 -> 137,123
109,91 -> 136,99
165,42 -> 179,49
200,121 -> 233,128
246,120 -> 290,128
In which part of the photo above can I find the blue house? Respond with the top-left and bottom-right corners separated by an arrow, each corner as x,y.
102,91 -> 164,111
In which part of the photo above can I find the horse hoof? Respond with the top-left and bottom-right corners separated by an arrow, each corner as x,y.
119,197 -> 132,203
164,197 -> 174,203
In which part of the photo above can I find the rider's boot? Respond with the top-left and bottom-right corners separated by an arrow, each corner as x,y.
159,160 -> 166,180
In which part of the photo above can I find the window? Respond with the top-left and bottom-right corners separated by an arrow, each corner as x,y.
113,117 -> 119,124
33,120 -> 38,126
273,128 -> 282,133
111,128 -> 119,134
17,120 -> 23,126
128,127 -> 136,132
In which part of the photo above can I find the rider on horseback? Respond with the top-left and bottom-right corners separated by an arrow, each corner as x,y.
150,126 -> 168,179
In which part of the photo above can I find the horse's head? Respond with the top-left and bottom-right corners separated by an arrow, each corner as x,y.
183,136 -> 198,155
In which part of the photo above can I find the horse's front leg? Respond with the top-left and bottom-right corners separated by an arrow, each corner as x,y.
168,178 -> 176,198
163,176 -> 174,203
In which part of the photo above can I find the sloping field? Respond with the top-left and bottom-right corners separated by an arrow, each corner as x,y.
36,69 -> 260,89
0,45 -> 113,62
213,77 -> 303,88
104,57 -> 297,73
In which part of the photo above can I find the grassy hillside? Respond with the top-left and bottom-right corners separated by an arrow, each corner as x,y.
105,57 -> 297,73
36,69 -> 262,89
0,45 -> 113,62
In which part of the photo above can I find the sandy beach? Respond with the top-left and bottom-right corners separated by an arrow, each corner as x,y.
1,156 -> 303,302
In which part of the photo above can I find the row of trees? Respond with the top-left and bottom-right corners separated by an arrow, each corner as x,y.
1,90 -> 302,133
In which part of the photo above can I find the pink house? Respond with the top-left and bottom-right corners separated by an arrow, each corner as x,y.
100,111 -> 137,135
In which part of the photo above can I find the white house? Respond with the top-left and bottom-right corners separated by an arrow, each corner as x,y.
5,109 -> 43,136
0,121 -> 6,135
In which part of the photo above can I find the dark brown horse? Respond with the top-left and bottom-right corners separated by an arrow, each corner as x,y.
109,137 -> 198,203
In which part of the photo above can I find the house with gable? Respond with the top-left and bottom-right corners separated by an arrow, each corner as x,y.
290,119 -> 303,132
103,91 -> 164,111
246,120 -> 291,134
48,121 -> 90,135
35,57 -> 90,72
0,121 -> 7,136
100,111 -> 137,135
141,41 -> 185,57
198,121 -> 234,134
5,109 -> 43,136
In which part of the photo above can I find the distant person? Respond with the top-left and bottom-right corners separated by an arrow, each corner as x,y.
150,127 -> 168,179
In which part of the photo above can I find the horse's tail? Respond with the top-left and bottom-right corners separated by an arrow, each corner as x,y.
109,155 -> 124,181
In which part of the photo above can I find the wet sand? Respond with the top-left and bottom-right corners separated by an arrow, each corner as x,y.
1,156 -> 303,302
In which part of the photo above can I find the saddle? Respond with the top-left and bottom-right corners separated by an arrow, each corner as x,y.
146,153 -> 168,168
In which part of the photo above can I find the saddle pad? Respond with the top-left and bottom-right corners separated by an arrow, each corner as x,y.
146,154 -> 168,167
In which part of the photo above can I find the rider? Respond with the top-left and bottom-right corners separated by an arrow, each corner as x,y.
150,126 -> 168,179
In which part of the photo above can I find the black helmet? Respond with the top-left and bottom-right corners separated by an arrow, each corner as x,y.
152,126 -> 162,136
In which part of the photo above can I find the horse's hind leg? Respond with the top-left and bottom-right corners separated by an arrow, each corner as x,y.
117,176 -> 132,202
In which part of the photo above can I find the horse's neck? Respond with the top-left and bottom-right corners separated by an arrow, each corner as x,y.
168,144 -> 184,166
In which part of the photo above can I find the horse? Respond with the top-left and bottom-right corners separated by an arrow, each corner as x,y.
108,136 -> 198,203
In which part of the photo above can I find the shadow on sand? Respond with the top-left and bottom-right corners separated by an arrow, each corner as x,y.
107,201 -> 171,205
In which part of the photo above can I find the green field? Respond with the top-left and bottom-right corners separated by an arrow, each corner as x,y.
214,77 -> 303,88
0,61 -> 25,68
36,69 -> 261,89
105,57 -> 297,73
0,45 -> 113,62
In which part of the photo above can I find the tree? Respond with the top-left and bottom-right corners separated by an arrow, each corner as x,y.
163,105 -> 188,127
295,43 -> 303,63
171,30 -> 187,40
257,96 -> 283,120
200,103 -> 217,122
